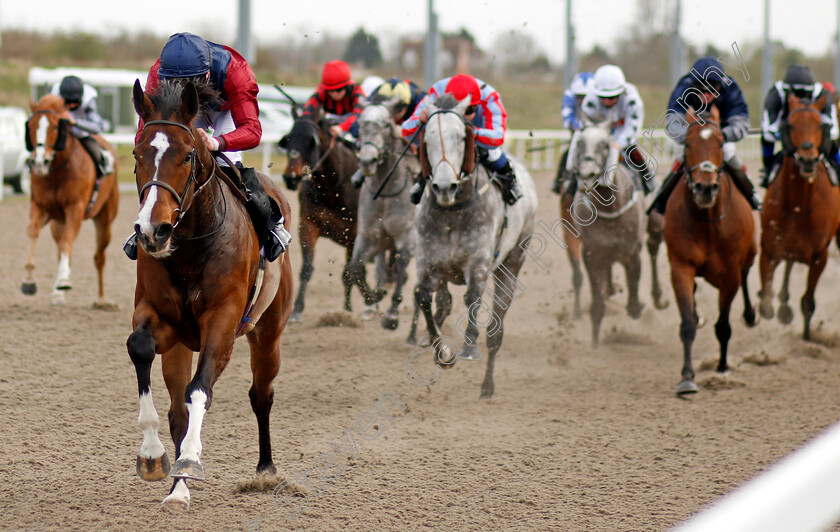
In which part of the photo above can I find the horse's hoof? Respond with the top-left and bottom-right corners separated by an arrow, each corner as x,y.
778,305 -> 794,325
56,279 -> 72,291
50,292 -> 66,305
161,495 -> 190,513
627,301 -> 644,319
742,306 -> 759,328
759,301 -> 774,320
256,463 -> 277,476
573,307 -> 583,320
136,453 -> 170,481
20,282 -> 36,296
288,311 -> 302,324
170,458 -> 205,481
381,314 -> 399,330
360,308 -> 377,321
405,334 -> 417,346
654,298 -> 669,310
434,342 -> 458,368
364,289 -> 388,306
479,382 -> 494,399
676,380 -> 699,395
92,299 -> 119,311
459,343 -> 481,361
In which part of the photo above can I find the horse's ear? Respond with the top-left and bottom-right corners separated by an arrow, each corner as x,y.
180,81 -> 199,122
787,91 -> 803,110
132,79 -> 154,119
709,104 -> 720,122
454,95 -> 471,116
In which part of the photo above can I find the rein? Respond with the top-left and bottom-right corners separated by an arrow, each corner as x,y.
138,120 -> 219,236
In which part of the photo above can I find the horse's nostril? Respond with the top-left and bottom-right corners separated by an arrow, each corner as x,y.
802,142 -> 814,150
431,183 -> 440,192
156,224 -> 173,241
711,183 -> 719,193
448,184 -> 458,194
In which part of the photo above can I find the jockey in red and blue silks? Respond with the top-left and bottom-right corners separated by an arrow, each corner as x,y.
302,60 -> 365,139
401,74 -> 522,205
125,32 -> 291,263
552,71 -> 593,194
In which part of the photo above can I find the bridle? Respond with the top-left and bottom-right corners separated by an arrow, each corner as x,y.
137,119 -> 215,231
684,120 -> 723,196
427,109 -> 469,181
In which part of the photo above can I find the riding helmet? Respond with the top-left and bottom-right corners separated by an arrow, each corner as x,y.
319,60 -> 354,91
783,64 -> 815,99
592,65 -> 626,98
159,32 -> 212,79
59,75 -> 84,103
374,78 -> 412,105
445,74 -> 481,106
570,72 -> 593,96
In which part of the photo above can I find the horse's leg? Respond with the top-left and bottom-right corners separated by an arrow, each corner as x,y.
22,205 -> 49,296
561,193 -> 584,318
246,321 -> 282,476
758,249 -> 780,320
91,198 -> 116,308
624,251 -> 644,319
583,253 -> 606,347
382,244 -> 411,330
741,266 -> 758,327
434,286 -> 453,326
343,235 -> 388,310
459,263 -> 491,362
672,265 -> 699,394
290,221 -> 319,323
777,261 -> 795,325
49,206 -> 84,304
802,248 -> 829,341
481,248 -> 526,399
415,268 -> 448,365
169,313 -> 239,483
647,211 -> 669,309
715,279 -> 739,374
159,344 -> 194,512
406,297 -> 420,345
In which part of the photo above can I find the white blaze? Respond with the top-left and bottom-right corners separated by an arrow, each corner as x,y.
135,132 -> 170,235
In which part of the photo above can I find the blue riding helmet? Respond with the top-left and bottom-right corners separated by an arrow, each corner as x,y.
159,32 -> 212,79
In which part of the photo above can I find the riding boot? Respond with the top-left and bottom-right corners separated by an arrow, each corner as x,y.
723,160 -> 762,210
80,136 -> 113,177
826,144 -> 840,186
646,162 -> 683,215
234,166 -> 292,261
350,168 -> 365,189
551,149 -> 570,195
761,155 -> 775,188
409,173 -> 426,205
492,160 -> 523,205
636,159 -> 658,195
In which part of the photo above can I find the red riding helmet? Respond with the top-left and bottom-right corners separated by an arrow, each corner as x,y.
320,60 -> 354,91
445,74 -> 481,106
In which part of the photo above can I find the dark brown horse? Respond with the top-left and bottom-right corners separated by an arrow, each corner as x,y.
127,79 -> 293,511
759,93 -> 840,339
23,93 -> 119,306
279,110 -> 364,322
664,105 -> 757,395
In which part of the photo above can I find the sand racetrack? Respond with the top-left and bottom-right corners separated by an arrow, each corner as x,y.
0,169 -> 839,531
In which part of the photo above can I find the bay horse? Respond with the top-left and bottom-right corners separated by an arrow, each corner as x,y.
345,96 -> 417,330
127,79 -> 293,511
759,93 -> 840,340
569,122 -> 645,346
23,93 -> 119,306
664,105 -> 757,395
279,108 -> 361,322
415,94 -> 538,399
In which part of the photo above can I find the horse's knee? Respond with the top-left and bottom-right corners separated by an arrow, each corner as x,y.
801,295 -> 816,315
714,319 -> 731,343
299,260 -> 314,281
415,285 -> 433,309
679,320 -> 697,344
249,384 -> 274,412
127,327 -> 156,368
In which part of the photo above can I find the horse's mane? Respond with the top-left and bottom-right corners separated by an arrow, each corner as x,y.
435,93 -> 460,110
148,79 -> 221,122
369,93 -> 390,106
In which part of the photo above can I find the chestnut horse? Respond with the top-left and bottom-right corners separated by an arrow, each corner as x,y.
127,79 -> 293,511
23,94 -> 119,306
664,105 -> 757,395
279,110 -> 362,322
759,93 -> 840,340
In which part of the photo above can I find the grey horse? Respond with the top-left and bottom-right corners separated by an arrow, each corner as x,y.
569,122 -> 645,346
344,96 -> 418,329
414,94 -> 538,399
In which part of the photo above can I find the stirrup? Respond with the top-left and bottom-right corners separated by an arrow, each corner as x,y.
123,233 -> 138,261
502,182 -> 523,205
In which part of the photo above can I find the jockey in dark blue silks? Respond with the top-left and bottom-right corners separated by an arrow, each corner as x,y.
648,56 -> 761,214
760,64 -> 840,187
551,71 -> 592,194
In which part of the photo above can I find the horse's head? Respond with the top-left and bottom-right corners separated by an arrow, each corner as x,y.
572,122 -> 615,193
279,113 -> 322,190
356,96 -> 400,177
421,94 -> 475,207
25,94 -> 72,175
684,105 -> 724,208
131,78 -> 211,258
785,93 -> 829,179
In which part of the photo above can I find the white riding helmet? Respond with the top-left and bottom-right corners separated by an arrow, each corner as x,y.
592,65 -> 626,98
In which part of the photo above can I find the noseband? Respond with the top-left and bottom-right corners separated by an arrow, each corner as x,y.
427,109 -> 473,181
685,121 -> 723,193
138,120 -> 212,229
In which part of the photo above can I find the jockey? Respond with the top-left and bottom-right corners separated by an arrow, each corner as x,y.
50,75 -> 115,178
568,65 -> 655,195
401,74 -> 522,206
124,32 -> 291,262
360,75 -> 385,98
302,60 -> 365,141
551,71 -> 593,194
648,56 -> 760,214
760,64 -> 840,186
370,77 -> 425,125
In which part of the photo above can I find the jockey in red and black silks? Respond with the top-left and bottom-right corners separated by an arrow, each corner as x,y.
302,60 -> 365,139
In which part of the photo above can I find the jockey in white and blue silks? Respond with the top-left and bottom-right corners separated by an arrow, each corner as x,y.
565,65 -> 655,195
402,74 -> 522,206
50,75 -> 114,177
552,72 -> 593,194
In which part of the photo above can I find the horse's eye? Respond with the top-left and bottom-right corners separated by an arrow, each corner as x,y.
184,153 -> 193,165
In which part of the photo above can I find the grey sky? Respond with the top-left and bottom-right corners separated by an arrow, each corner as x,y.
1,0 -> 836,63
